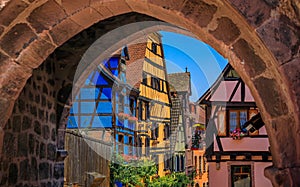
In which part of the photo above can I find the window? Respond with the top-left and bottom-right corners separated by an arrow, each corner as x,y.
137,136 -> 142,157
176,155 -> 180,172
138,101 -> 149,121
152,42 -> 157,54
151,123 -> 159,139
118,134 -> 124,154
180,155 -> 185,171
231,165 -> 251,187
118,95 -> 124,113
203,157 -> 206,173
164,123 -> 170,140
145,137 -> 150,156
128,136 -> 133,155
199,156 -> 202,173
142,72 -> 147,85
151,77 -> 160,91
194,156 -> 197,173
161,80 -> 165,92
129,98 -> 135,116
164,153 -> 170,170
229,110 -> 247,132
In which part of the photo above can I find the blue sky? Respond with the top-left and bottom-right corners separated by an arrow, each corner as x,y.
160,31 -> 228,102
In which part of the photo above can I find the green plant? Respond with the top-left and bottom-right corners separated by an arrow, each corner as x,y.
110,153 -> 157,187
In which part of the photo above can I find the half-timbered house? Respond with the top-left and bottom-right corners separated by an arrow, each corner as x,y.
198,64 -> 272,187
126,32 -> 172,177
66,46 -> 139,155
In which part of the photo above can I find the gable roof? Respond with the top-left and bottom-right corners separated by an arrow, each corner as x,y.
167,72 -> 191,95
197,64 -> 255,104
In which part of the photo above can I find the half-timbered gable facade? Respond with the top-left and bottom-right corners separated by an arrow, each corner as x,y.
168,72 -> 191,173
198,64 -> 272,187
126,33 -> 172,177
67,47 -> 139,157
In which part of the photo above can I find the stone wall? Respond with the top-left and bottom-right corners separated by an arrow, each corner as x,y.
0,58 -> 63,186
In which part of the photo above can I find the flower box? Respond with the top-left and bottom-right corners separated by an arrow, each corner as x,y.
230,128 -> 246,140
128,116 -> 138,122
118,112 -> 130,119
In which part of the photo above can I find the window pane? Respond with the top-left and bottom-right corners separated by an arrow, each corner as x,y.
230,111 -> 238,131
240,111 -> 247,127
80,102 -> 95,114
231,165 -> 251,187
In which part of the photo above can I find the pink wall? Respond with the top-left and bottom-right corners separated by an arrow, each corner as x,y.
209,162 -> 229,187
209,162 -> 272,187
214,136 -> 270,152
254,162 -> 273,187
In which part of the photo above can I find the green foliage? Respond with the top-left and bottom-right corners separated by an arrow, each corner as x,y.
110,154 -> 157,187
147,172 -> 190,187
110,153 -> 191,187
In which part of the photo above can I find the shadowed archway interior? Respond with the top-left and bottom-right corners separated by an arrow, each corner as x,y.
0,0 -> 299,186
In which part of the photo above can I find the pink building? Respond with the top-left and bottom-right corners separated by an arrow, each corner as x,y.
198,65 -> 272,187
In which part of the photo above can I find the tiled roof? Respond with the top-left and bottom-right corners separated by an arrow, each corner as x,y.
126,39 -> 147,89
167,72 -> 191,93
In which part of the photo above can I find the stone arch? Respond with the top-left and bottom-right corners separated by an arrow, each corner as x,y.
0,0 -> 299,186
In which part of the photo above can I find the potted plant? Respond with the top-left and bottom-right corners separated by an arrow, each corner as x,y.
128,116 -> 138,122
230,127 -> 246,140
118,112 -> 130,119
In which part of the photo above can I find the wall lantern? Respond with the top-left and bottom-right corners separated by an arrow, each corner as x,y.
242,113 -> 265,133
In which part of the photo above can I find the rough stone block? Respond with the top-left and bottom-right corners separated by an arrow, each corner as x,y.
265,165 -> 300,187
47,143 -> 56,161
0,26 -> 4,36
148,0 -> 186,11
253,77 -> 288,117
12,115 -> 21,132
70,7 -> 103,29
90,2 -> 114,20
40,142 -> 46,159
91,0 -> 131,16
228,0 -> 272,27
257,16 -> 299,64
16,34 -> 56,69
30,157 -> 38,181
39,162 -> 49,180
210,17 -> 240,45
49,18 -> 82,46
29,133 -> 35,154
0,53 -> 12,76
0,0 -> 28,26
42,125 -> 50,140
0,23 -> 36,58
22,115 -> 32,130
233,38 -> 266,77
34,120 -> 41,135
18,133 -> 28,157
8,163 -> 18,185
18,99 -> 25,113
27,0 -> 67,33
51,128 -> 56,141
61,0 -> 89,15
280,58 -> 300,118
20,159 -> 30,180
3,132 -> 16,157
53,163 -> 64,179
181,0 -> 217,27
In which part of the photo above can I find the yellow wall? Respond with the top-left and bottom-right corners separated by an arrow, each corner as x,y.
137,34 -> 171,177
193,149 -> 209,186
